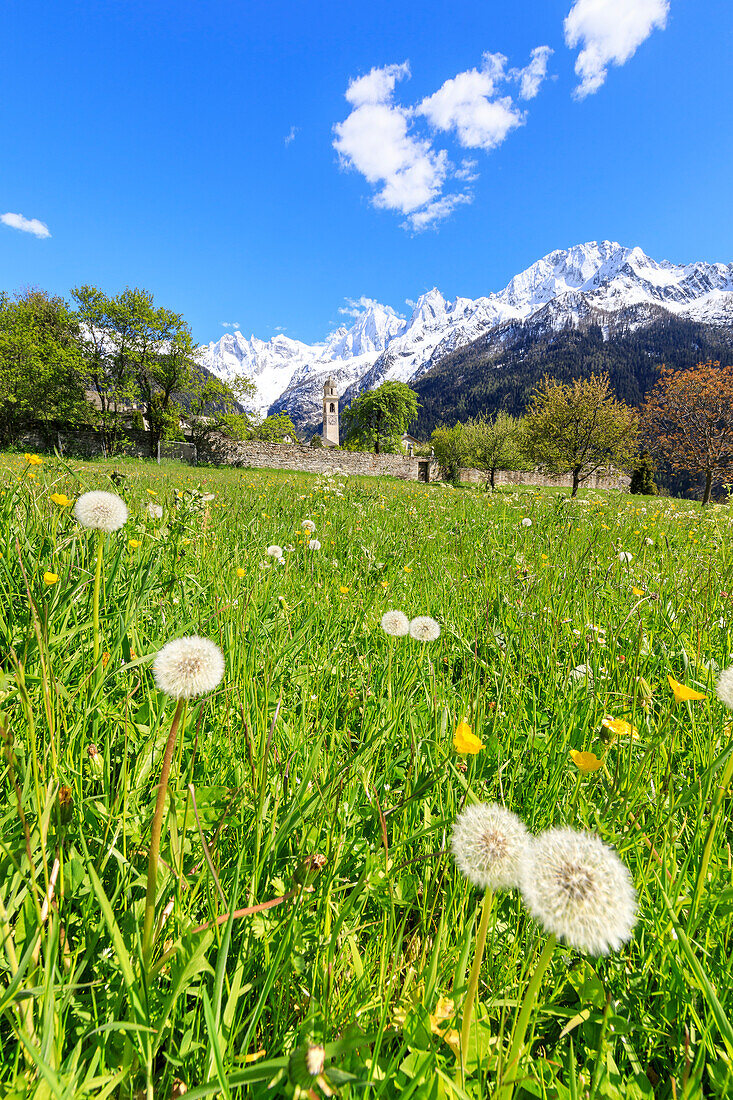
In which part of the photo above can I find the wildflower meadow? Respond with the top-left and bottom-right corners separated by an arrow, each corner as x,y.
2,452 -> 733,1099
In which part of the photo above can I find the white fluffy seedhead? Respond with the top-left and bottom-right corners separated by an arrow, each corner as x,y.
409,616 -> 441,642
452,802 -> 530,891
520,827 -> 637,955
267,545 -> 283,558
74,491 -> 128,532
146,502 -> 164,520
153,636 -> 225,700
381,610 -> 410,637
715,665 -> 733,710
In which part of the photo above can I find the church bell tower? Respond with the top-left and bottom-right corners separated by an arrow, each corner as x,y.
322,377 -> 339,447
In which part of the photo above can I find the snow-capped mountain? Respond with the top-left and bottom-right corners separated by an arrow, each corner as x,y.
200,242 -> 733,429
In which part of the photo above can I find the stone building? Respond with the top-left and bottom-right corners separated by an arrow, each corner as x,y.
322,377 -> 339,447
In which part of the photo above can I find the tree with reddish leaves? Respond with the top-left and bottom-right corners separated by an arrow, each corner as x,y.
642,360 -> 733,504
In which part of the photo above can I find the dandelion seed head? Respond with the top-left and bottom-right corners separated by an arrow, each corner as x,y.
308,539 -> 321,550
521,517 -> 532,527
618,551 -> 633,563
409,616 -> 441,642
520,828 -> 637,955
266,544 -> 283,558
715,665 -> 733,710
301,519 -> 316,532
74,491 -> 128,532
146,502 -> 163,520
451,803 -> 530,891
381,610 -> 410,637
153,636 -> 225,699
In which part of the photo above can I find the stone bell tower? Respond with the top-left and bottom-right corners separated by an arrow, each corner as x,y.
322,376 -> 339,447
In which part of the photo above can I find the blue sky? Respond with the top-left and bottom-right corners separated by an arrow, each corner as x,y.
2,0 -> 731,345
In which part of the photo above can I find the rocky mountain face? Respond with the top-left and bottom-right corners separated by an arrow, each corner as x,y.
200,241 -> 733,431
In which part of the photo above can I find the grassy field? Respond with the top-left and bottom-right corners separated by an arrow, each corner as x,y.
1,452 -> 732,1099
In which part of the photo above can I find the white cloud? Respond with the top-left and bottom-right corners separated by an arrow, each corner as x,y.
564,0 -> 669,98
221,321 -> 240,329
333,63 -> 454,223
1,212 -> 51,238
339,295 -> 401,319
284,126 -> 299,145
418,64 -> 524,152
511,45 -> 554,100
334,49 -> 550,231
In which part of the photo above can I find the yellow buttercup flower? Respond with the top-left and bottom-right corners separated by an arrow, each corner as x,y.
632,587 -> 644,597
50,493 -> 72,507
404,566 -> 412,573
339,585 -> 350,594
128,538 -> 141,549
27,470 -> 36,480
569,749 -> 603,774
601,716 -> 638,739
25,453 -> 43,465
667,674 -> 707,702
43,572 -> 59,586
453,721 -> 483,755
236,567 -> 245,578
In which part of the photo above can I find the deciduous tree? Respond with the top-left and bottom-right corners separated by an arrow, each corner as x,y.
641,360 -> 733,504
342,382 -> 419,454
524,373 -> 638,497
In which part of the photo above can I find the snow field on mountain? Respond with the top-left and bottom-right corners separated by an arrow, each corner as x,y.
202,240 -> 733,427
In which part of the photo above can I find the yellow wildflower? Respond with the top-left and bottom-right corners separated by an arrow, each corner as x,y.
404,566 -> 412,573
50,493 -> 72,507
43,572 -> 59,586
453,721 -> 483,755
601,716 -> 638,739
569,749 -> 603,774
25,453 -> 43,465
146,489 -> 158,496
27,471 -> 36,480
236,568 -> 245,578
128,538 -> 141,549
632,587 -> 644,597
339,585 -> 350,594
667,675 -> 707,702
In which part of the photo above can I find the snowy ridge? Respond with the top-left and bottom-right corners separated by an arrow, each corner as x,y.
200,242 -> 733,428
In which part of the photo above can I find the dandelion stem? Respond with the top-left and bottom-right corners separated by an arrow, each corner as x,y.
498,933 -> 556,1099
92,530 -> 104,671
142,697 -> 185,971
460,888 -> 494,1081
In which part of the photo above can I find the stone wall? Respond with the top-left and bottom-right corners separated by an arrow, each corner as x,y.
201,435 -> 438,481
458,466 -> 631,491
18,426 -> 196,464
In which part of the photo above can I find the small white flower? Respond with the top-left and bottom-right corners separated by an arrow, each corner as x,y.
381,610 -> 410,637
74,491 -> 128,532
644,538 -> 654,546
618,552 -> 634,563
146,502 -> 163,520
267,545 -> 283,558
715,665 -> 733,710
521,517 -> 532,527
409,616 -> 441,642
301,519 -> 316,532
519,827 -> 637,955
308,539 -> 321,550
152,636 -> 225,700
452,803 -> 530,891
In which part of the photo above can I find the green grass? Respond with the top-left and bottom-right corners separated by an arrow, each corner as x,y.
1,451 -> 732,1098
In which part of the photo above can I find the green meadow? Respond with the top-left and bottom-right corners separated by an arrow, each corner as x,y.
1,452 -> 733,1099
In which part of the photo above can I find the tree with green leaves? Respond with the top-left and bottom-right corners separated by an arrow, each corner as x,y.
72,284 -> 138,451
250,411 -> 298,442
464,412 -> 529,489
629,450 -> 658,495
185,372 -> 257,453
524,372 -> 639,497
0,288 -> 91,443
430,422 -> 470,482
342,381 -> 419,454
